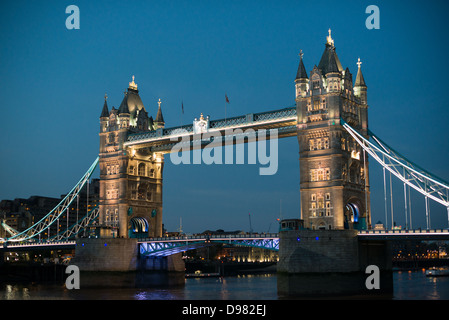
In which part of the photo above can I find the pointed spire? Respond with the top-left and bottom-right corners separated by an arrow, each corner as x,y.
118,91 -> 130,115
326,28 -> 334,46
355,58 -> 367,87
295,50 -> 308,80
100,93 -> 109,118
326,48 -> 340,74
156,98 -> 165,125
128,75 -> 138,90
318,29 -> 343,75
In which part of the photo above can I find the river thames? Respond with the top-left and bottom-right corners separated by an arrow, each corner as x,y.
1,269 -> 449,300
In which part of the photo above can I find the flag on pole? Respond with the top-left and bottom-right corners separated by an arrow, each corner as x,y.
182,101 -> 184,114
225,94 -> 229,103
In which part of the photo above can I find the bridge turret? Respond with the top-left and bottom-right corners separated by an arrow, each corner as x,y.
295,50 -> 309,98
100,94 -> 109,133
118,91 -> 131,129
325,47 -> 342,93
354,58 -> 367,105
155,98 -> 165,129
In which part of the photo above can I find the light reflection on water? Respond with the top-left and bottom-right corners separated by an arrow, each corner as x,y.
393,269 -> 449,300
1,271 -> 449,300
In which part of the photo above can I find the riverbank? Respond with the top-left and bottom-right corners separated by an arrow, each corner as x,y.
393,258 -> 449,270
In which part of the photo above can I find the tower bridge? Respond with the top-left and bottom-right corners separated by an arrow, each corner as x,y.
1,31 -> 449,293
97,29 -> 374,239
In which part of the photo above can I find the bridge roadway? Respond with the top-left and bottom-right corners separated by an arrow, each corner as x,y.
2,229 -> 449,254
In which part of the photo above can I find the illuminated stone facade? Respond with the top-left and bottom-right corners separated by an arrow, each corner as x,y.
296,30 -> 371,230
99,77 -> 164,238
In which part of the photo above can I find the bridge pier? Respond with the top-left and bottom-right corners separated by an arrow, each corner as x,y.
139,253 -> 185,272
69,238 -> 184,287
277,229 -> 393,297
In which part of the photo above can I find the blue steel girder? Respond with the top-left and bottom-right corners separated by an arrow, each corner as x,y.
139,235 -> 280,257
213,238 -> 279,251
139,240 -> 214,257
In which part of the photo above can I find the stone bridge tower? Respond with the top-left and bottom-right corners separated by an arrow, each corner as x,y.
296,30 -> 371,230
98,77 -> 164,238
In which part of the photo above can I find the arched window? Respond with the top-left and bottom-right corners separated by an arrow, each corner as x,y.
138,163 -> 146,176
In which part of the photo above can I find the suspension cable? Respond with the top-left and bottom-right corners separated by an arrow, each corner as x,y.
3,157 -> 99,242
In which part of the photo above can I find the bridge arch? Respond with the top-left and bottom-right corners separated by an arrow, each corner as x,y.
344,199 -> 366,230
129,217 -> 149,238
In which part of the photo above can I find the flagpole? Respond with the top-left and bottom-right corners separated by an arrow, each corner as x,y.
181,101 -> 184,126
225,93 -> 229,123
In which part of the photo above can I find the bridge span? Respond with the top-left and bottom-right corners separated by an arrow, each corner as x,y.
3,229 -> 449,255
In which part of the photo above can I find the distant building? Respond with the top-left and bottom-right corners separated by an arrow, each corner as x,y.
374,221 -> 385,230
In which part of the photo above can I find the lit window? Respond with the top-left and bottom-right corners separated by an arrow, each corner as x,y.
324,137 -> 329,149
317,169 -> 324,181
309,139 -> 315,151
138,163 -> 146,176
311,202 -> 316,216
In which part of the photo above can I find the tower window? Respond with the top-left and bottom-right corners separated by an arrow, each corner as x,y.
317,169 -> 324,181
324,137 -> 329,149
310,168 -> 330,182
138,163 -> 146,176
309,139 -> 315,151
311,202 -> 317,217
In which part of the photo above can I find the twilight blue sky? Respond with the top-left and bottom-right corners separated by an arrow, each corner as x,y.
0,0 -> 448,233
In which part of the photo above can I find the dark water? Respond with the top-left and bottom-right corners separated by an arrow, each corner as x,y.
1,270 -> 449,300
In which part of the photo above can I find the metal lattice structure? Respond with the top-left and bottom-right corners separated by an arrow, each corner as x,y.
125,105 -> 297,151
48,207 -> 100,241
1,157 -> 99,243
139,234 -> 280,257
